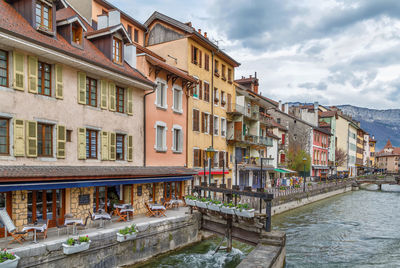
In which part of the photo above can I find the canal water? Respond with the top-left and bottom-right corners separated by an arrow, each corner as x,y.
136,185 -> 400,267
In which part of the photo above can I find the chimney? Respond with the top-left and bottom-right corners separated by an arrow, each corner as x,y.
284,103 -> 289,114
108,10 -> 121,27
124,44 -> 137,68
97,14 -> 108,29
314,101 -> 318,112
204,32 -> 207,38
198,29 -> 201,34
278,100 -> 282,111
184,22 -> 192,27
255,71 -> 257,78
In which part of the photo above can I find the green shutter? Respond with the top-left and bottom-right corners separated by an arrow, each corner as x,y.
100,80 -> 108,109
57,125 -> 66,159
127,135 -> 133,162
55,64 -> 63,99
126,88 -> 133,115
77,72 -> 86,104
13,51 -> 24,91
13,119 -> 25,156
28,56 -> 38,93
101,131 -> 109,160
26,121 -> 37,157
78,127 -> 86,160
109,132 -> 116,160
109,82 -> 116,111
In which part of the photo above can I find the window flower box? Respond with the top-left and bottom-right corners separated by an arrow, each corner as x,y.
117,224 -> 138,242
196,200 -> 208,209
185,197 -> 196,206
220,202 -> 235,215
207,200 -> 222,212
0,251 -> 19,268
62,236 -> 91,255
235,208 -> 255,218
214,98 -> 219,103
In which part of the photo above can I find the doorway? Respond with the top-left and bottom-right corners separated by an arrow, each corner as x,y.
164,182 -> 183,201
0,192 -> 12,237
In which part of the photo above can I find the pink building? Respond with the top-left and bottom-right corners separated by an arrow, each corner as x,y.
312,127 -> 331,177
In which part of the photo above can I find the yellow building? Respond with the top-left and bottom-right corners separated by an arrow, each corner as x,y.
370,137 -> 377,167
144,12 -> 240,188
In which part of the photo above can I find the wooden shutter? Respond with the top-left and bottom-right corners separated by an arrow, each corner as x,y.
100,80 -> 108,109
28,56 -> 38,93
77,72 -> 86,104
219,152 -> 224,168
199,50 -> 202,68
126,88 -> 133,115
109,132 -> 116,160
209,115 -> 213,135
199,80 -> 202,100
193,110 -> 199,132
179,131 -> 183,153
57,125 -> 66,159
205,54 -> 209,71
226,152 -> 229,168
191,45 -> 195,64
109,82 -> 116,111
201,112 -> 204,133
13,119 -> 25,156
227,93 -> 232,112
101,131 -> 109,160
77,128 -> 86,160
127,135 -> 133,162
13,51 -> 25,91
194,149 -> 199,167
55,64 -> 63,99
26,121 -> 37,157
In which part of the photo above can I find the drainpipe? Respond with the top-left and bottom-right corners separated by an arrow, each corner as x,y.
143,87 -> 156,167
211,51 -> 215,147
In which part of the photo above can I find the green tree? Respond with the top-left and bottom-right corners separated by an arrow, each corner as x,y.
287,149 -> 311,174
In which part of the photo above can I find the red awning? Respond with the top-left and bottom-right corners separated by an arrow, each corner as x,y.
197,171 -> 229,175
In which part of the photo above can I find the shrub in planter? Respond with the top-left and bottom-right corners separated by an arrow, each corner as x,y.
307,183 -> 313,187
207,200 -> 222,212
0,249 -> 19,268
220,202 -> 235,215
279,186 -> 286,191
235,203 -> 255,218
196,197 -> 209,209
117,224 -> 138,242
294,184 -> 301,188
185,195 -> 197,206
62,236 -> 91,255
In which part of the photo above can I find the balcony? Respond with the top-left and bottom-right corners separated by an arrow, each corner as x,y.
227,103 -> 259,121
238,157 -> 274,167
259,136 -> 273,147
228,131 -> 272,147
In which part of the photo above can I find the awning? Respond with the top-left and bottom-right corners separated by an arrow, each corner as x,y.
281,168 -> 297,173
197,171 -> 229,175
237,166 -> 275,171
0,176 -> 193,192
274,168 -> 290,173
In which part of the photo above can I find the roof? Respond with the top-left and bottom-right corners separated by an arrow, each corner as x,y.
0,2 -> 154,87
235,82 -> 279,107
266,132 -> 280,139
314,127 -> 331,136
85,23 -> 132,43
141,54 -> 196,83
0,166 -> 196,181
319,110 -> 337,118
234,77 -> 258,84
270,119 -> 287,131
144,11 -> 240,67
384,139 -> 393,149
136,43 -> 166,62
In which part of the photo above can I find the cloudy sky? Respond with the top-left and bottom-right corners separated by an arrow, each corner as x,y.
111,0 -> 400,109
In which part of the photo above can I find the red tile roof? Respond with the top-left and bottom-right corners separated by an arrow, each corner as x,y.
319,110 -> 337,118
0,2 -> 153,87
271,119 -> 287,131
384,139 -> 393,149
135,44 -> 166,62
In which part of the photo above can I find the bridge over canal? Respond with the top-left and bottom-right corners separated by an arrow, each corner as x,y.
355,174 -> 400,190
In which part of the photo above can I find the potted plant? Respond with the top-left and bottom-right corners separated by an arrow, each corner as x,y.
196,197 -> 209,209
307,182 -> 313,187
207,200 -> 222,212
294,184 -> 301,188
117,224 -> 138,242
279,186 -> 286,191
184,195 -> 197,206
235,203 -> 255,218
62,236 -> 91,255
220,202 -> 235,215
0,249 -> 19,268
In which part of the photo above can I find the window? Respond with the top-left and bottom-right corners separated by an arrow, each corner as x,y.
36,1 -> 52,31
127,25 -> 132,39
156,81 -> 167,108
37,123 -> 52,157
112,37 -> 122,64
38,62 -> 51,96
193,109 -> 200,132
204,54 -> 209,71
213,150 -> 219,168
191,46 -> 198,64
204,82 -> 210,102
214,116 -> 219,136
228,68 -> 232,82
134,29 -> 139,43
201,113 -> 209,134
0,50 -> 8,87
214,87 -> 219,105
172,127 -> 182,153
221,118 -> 226,137
156,124 -> 166,152
0,118 -> 9,155
86,129 -> 98,159
214,59 -> 219,75
66,129 -> 72,142
86,77 -> 97,107
72,26 -> 82,45
116,134 -> 124,160
173,87 -> 182,112
222,64 -> 226,80
116,86 -> 125,113
221,91 -> 225,107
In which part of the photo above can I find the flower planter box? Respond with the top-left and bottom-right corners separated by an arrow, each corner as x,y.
207,203 -> 221,212
196,201 -> 208,209
185,198 -> 196,206
116,232 -> 137,242
220,206 -> 235,215
62,241 -> 91,255
235,208 -> 255,218
0,255 -> 20,268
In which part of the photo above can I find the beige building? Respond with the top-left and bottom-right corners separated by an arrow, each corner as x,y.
376,140 -> 400,173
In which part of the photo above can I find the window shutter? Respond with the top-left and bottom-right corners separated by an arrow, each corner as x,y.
191,45 -> 194,64
13,119 -> 25,156
201,112 -> 205,133
209,115 -> 213,135
55,64 -> 63,99
100,80 -> 108,109
28,56 -> 38,93
101,131 -> 109,160
127,135 -> 133,162
127,88 -> 133,115
199,80 -> 202,100
109,82 -> 116,111
199,50 -> 202,68
194,149 -> 199,167
77,72 -> 86,104
57,125 -> 66,159
179,130 -> 183,153
13,51 -> 25,91
26,121 -> 37,157
77,127 -> 86,160
219,152 -> 224,168
109,132 -> 116,160
226,152 -> 229,168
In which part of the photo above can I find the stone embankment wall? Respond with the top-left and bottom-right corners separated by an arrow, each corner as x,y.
13,213 -> 202,268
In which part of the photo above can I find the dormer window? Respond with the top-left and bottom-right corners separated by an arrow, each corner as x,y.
72,25 -> 83,45
112,37 -> 122,64
36,1 -> 52,31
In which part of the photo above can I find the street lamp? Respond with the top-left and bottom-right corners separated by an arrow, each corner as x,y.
335,162 -> 339,184
205,146 -> 216,198
302,157 -> 307,192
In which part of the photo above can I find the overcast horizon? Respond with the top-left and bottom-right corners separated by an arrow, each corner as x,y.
111,0 -> 400,110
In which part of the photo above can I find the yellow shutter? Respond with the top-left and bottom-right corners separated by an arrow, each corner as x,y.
28,56 -> 38,93
13,51 -> 25,91
13,119 -> 25,156
77,72 -> 86,104
78,127 -> 86,160
109,82 -> 116,111
127,135 -> 133,162
109,132 -> 116,160
101,131 -> 109,160
57,125 -> 66,159
126,88 -> 133,115
26,121 -> 37,157
100,80 -> 108,109
55,64 -> 63,99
